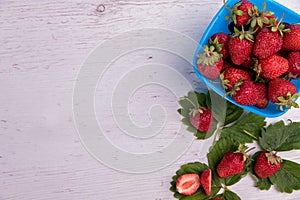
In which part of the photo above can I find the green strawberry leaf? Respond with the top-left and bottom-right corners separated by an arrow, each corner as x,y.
224,102 -> 244,126
223,190 -> 241,200
207,138 -> 248,186
170,162 -> 221,200
269,159 -> 300,193
220,113 -> 266,144
249,151 -> 272,190
259,121 -> 300,151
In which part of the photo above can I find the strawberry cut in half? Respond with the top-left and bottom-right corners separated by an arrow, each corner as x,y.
176,174 -> 201,196
200,168 -> 212,196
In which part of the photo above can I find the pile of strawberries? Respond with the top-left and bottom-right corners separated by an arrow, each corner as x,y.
197,0 -> 300,110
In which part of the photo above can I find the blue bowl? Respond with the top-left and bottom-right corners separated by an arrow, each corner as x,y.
193,0 -> 300,118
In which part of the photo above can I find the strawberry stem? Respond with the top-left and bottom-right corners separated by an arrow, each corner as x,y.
223,0 -> 232,13
243,130 -> 258,140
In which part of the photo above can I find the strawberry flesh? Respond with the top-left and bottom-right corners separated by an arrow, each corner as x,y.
176,174 -> 201,196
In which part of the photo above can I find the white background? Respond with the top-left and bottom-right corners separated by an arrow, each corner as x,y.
1,0 -> 300,199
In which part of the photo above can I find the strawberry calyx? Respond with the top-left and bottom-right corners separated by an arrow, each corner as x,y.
209,36 -> 224,53
232,26 -> 255,42
225,78 -> 244,96
235,144 -> 254,161
189,107 -> 207,118
265,151 -> 282,166
268,14 -> 290,36
248,2 -> 274,29
276,92 -> 300,111
197,45 -> 222,66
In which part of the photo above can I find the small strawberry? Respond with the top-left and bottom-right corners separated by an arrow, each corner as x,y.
209,32 -> 230,59
176,174 -> 201,196
283,24 -> 300,51
268,78 -> 300,110
253,18 -> 288,59
255,82 -> 268,109
228,27 -> 254,65
200,168 -> 212,196
189,107 -> 213,133
287,51 -> 300,77
197,45 -> 223,80
231,80 -> 259,106
221,67 -> 251,90
258,54 -> 289,80
254,151 -> 282,178
225,0 -> 253,27
216,145 -> 251,178
212,198 -> 223,200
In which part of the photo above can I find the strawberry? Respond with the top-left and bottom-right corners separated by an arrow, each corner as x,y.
209,32 -> 230,59
228,27 -> 254,65
176,174 -> 201,196
221,67 -> 251,90
212,198 -> 223,200
222,61 -> 232,71
200,168 -> 212,196
189,107 -> 212,133
283,24 -> 300,51
268,78 -> 299,110
258,54 -> 289,80
226,0 -> 253,27
241,56 -> 255,69
254,151 -> 282,178
216,145 -> 250,178
197,45 -> 223,80
253,17 -> 288,59
255,82 -> 268,109
231,80 -> 259,106
287,51 -> 300,77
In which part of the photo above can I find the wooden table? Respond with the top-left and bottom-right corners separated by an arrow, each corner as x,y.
1,0 -> 299,199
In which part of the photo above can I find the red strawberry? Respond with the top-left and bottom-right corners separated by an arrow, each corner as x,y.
176,174 -> 201,196
221,67 -> 251,90
209,32 -> 230,59
254,151 -> 281,178
231,80 -> 259,106
197,45 -> 223,80
212,198 -> 223,200
255,82 -> 268,109
189,107 -> 212,133
258,55 -> 289,80
227,0 -> 253,27
216,145 -> 250,178
283,24 -> 300,51
268,78 -> 299,110
287,51 -> 300,77
222,61 -> 232,71
200,168 -> 212,196
253,28 -> 283,59
228,28 -> 254,65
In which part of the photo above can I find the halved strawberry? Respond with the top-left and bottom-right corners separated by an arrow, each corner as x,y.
176,174 -> 201,196
200,168 -> 212,196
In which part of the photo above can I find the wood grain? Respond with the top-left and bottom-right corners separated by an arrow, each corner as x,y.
0,0 -> 300,199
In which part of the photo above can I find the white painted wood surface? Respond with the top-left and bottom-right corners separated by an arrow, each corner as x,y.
0,0 -> 300,199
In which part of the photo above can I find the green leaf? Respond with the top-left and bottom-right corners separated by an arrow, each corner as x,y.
209,90 -> 227,124
170,162 -> 221,200
259,121 -> 300,151
269,160 -> 300,193
249,151 -> 272,190
224,102 -> 244,126
220,113 -> 266,144
223,190 -> 241,200
207,138 -> 247,186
